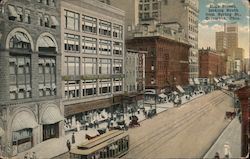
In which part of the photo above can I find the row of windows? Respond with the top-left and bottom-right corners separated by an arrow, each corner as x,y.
63,57 -> 123,76
8,5 -> 59,29
64,10 -> 123,39
64,33 -> 123,55
64,79 -> 123,99
37,0 -> 56,7
9,55 -> 57,100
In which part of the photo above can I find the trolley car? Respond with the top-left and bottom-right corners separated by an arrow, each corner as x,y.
70,130 -> 129,159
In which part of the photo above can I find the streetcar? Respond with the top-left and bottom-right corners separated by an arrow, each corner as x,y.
70,130 -> 129,159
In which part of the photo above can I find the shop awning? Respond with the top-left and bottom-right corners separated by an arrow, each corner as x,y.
41,106 -> 64,125
194,78 -> 200,85
12,111 -> 38,132
0,127 -> 4,137
176,85 -> 185,93
8,5 -> 18,18
189,78 -> 194,85
158,93 -> 167,98
173,91 -> 178,95
214,77 -> 219,83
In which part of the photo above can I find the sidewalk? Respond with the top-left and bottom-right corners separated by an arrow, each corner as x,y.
203,118 -> 241,159
12,90 -> 206,159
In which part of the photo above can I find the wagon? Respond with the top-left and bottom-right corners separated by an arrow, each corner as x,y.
225,111 -> 236,119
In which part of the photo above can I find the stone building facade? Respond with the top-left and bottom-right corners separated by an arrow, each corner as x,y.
0,0 -> 63,157
61,0 -> 126,129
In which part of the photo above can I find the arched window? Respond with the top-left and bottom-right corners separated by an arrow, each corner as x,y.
9,31 -> 31,50
37,36 -> 56,52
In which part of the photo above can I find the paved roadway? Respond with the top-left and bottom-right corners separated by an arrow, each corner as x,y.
123,90 -> 235,159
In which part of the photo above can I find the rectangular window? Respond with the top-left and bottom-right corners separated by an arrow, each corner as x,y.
82,36 -> 97,54
24,10 -> 31,24
64,10 -> 79,31
64,33 -> 80,52
38,57 -> 56,97
64,81 -> 80,99
65,57 -> 80,76
16,7 -> 23,22
113,42 -> 123,56
113,24 -> 123,39
99,20 -> 111,37
113,59 -> 123,74
113,78 -> 122,92
99,59 -> 111,75
82,58 -> 97,75
99,79 -> 111,95
99,39 -> 111,55
82,15 -> 97,34
82,79 -> 97,97
9,55 -> 31,100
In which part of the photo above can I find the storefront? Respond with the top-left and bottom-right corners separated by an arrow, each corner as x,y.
41,106 -> 63,141
11,111 -> 38,155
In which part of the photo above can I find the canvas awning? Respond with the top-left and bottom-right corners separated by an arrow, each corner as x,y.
41,106 -> 64,125
176,85 -> 185,93
194,78 -> 200,85
12,111 -> 38,131
51,16 -> 59,26
158,93 -> 167,98
0,127 -> 4,137
189,78 -> 194,85
8,5 -> 18,18
214,77 -> 219,83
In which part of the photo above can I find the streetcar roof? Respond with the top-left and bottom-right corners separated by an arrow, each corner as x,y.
70,130 -> 128,155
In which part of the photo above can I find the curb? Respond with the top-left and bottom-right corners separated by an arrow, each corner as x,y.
201,118 -> 235,158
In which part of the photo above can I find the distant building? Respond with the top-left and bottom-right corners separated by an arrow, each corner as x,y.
216,31 -> 227,52
199,48 -> 226,83
61,0 -> 125,128
126,22 -> 190,100
0,0 -> 62,157
102,0 -> 199,80
98,0 -> 140,40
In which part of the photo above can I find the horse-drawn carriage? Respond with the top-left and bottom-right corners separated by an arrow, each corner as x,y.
225,111 -> 236,119
129,115 -> 140,128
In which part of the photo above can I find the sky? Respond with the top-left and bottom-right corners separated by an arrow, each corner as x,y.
198,0 -> 249,58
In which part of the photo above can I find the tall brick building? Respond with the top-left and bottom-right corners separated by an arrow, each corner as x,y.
235,85 -> 250,157
199,48 -> 226,81
0,0 -> 62,157
126,36 -> 190,97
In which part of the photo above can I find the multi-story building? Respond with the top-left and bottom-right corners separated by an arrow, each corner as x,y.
0,0 -> 62,157
126,22 -> 190,100
236,85 -> 250,157
99,0 -> 140,40
199,48 -> 226,83
138,0 -> 199,80
215,31 -> 227,52
102,0 -> 199,80
61,0 -> 125,128
123,49 -> 146,112
224,23 -> 238,50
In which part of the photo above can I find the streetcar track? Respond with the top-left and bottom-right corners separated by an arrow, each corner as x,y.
125,92 -> 226,157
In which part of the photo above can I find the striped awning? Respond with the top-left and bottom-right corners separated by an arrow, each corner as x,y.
176,85 -> 185,93
41,106 -> 64,125
0,127 -> 4,137
12,111 -> 38,132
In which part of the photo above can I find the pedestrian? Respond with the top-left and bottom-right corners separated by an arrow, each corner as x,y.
66,140 -> 71,151
72,132 -> 75,144
24,153 -> 29,159
214,152 -> 220,159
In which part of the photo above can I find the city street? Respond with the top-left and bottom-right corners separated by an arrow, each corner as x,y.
123,90 -> 235,158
